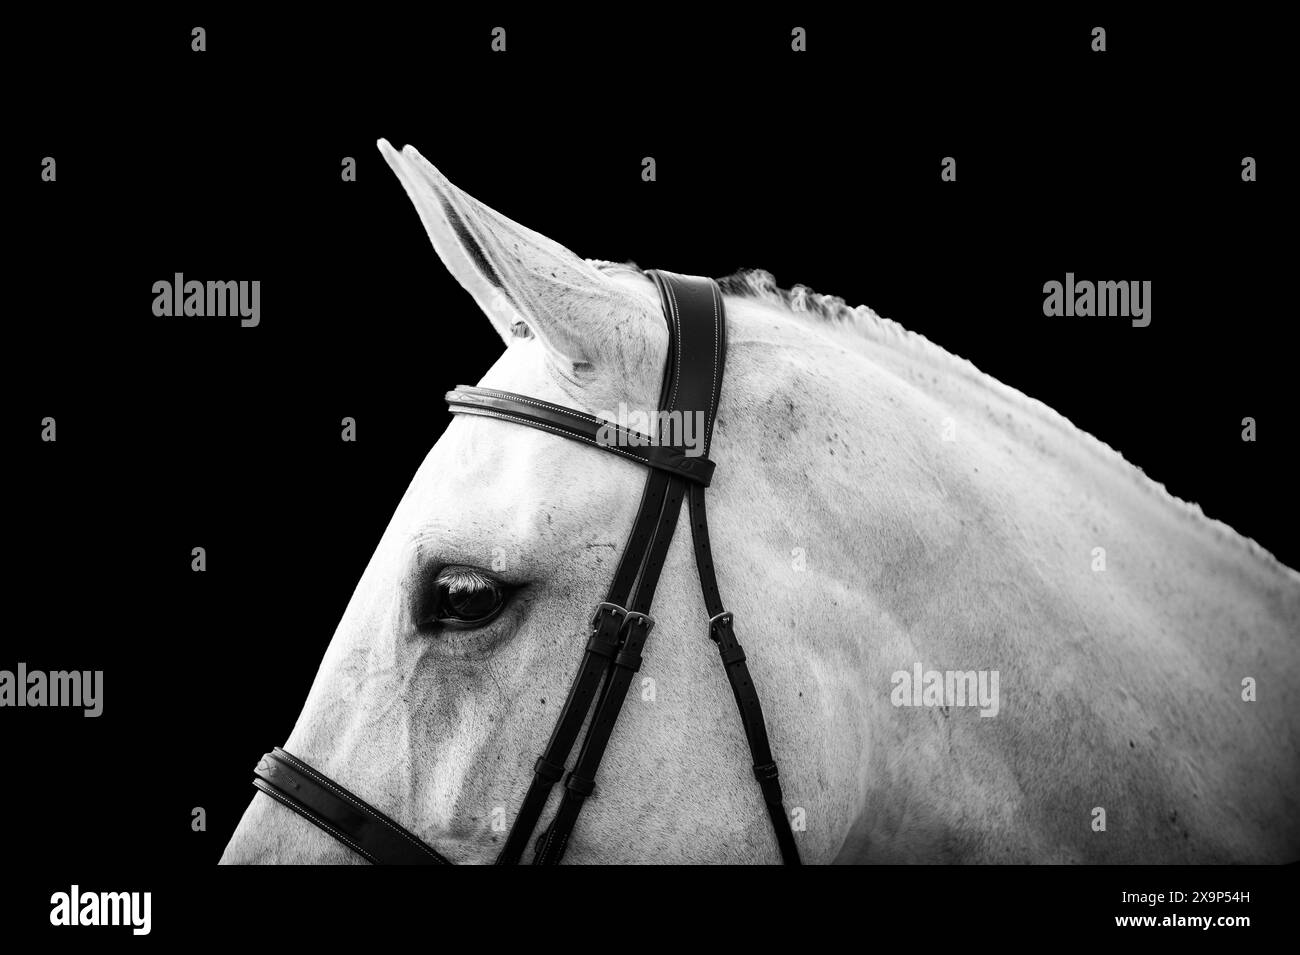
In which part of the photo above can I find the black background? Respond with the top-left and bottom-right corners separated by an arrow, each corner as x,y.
8,7 -> 1293,939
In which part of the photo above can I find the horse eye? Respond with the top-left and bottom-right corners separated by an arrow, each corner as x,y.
421,566 -> 510,630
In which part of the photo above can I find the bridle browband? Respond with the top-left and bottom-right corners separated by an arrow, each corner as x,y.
251,269 -> 801,865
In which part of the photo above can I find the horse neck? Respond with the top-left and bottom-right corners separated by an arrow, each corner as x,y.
714,296 -> 1300,861
719,293 -> 1299,724
706,296 -> 909,661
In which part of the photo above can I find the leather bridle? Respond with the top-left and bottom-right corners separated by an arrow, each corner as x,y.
251,269 -> 801,864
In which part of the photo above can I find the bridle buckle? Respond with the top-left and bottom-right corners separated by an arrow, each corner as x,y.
619,611 -> 655,635
590,601 -> 628,630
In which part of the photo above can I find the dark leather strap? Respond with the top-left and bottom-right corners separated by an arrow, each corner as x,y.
533,474 -> 687,863
494,276 -> 695,864
494,469 -> 674,864
689,485 -> 802,865
644,270 -> 726,457
528,271 -> 722,863
446,386 -> 715,486
252,747 -> 450,865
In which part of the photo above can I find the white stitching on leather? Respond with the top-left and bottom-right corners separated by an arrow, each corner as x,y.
707,283 -> 721,449
255,782 -> 379,864
452,398 -> 648,455
668,278 -> 683,412
660,273 -> 683,413
454,387 -> 602,425
276,752 -> 442,860
453,408 -> 667,471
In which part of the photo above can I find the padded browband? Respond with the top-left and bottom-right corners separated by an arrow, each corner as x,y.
445,386 -> 716,486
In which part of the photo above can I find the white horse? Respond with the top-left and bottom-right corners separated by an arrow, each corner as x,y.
221,141 -> 1300,864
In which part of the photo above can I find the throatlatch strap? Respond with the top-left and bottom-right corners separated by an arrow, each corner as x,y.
690,486 -> 802,865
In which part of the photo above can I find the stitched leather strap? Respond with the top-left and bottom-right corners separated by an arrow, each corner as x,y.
494,469 -> 674,864
690,486 -> 802,865
446,386 -> 715,486
533,474 -> 687,864
252,748 -> 450,865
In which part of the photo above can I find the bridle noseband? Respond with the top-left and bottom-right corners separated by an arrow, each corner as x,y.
251,270 -> 801,865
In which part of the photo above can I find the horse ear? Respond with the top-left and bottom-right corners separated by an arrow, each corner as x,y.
378,140 -> 652,376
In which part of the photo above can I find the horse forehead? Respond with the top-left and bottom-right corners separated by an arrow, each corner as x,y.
417,399 -> 637,546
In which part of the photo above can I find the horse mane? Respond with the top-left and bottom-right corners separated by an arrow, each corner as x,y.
588,259 -> 1294,577
590,260 -> 940,353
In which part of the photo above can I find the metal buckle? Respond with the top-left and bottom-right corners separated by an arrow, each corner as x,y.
708,609 -> 733,642
590,601 -> 628,630
620,611 -> 655,635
